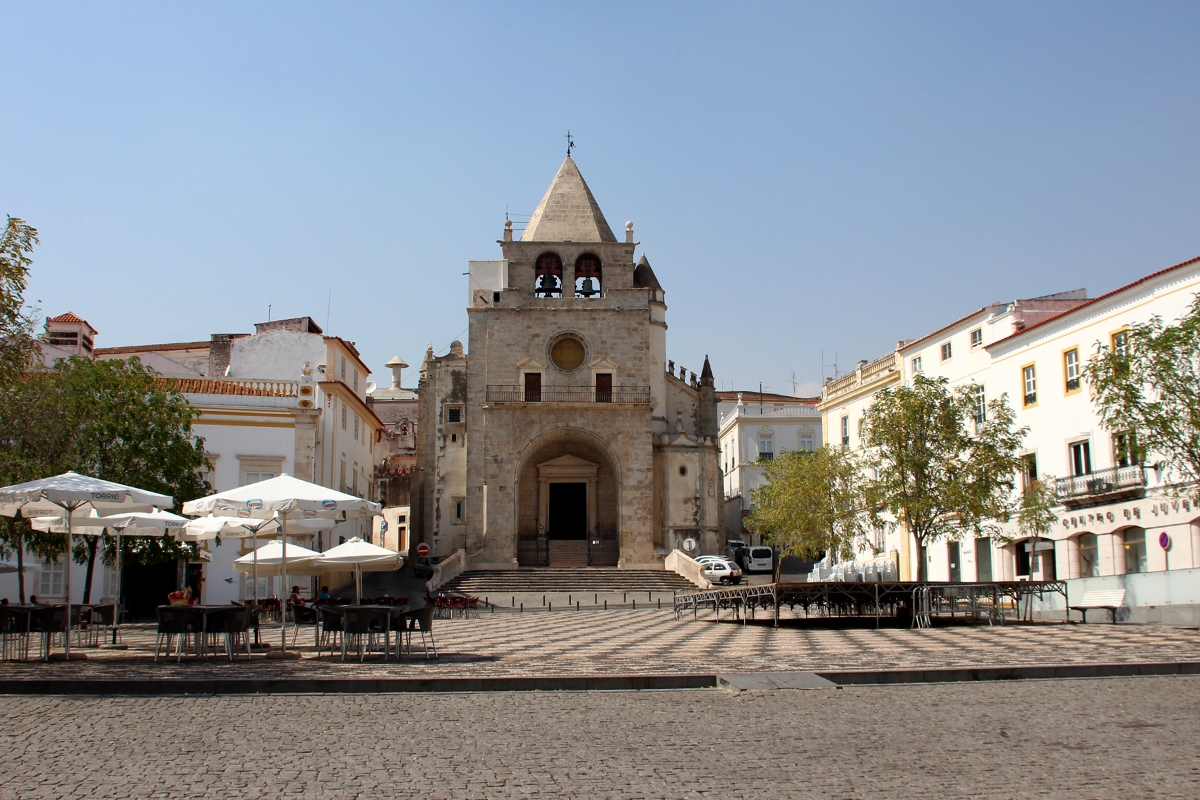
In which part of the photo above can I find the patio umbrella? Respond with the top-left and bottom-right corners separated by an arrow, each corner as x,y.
182,475 -> 379,652
180,515 -> 334,605
312,537 -> 403,603
0,472 -> 173,658
31,508 -> 189,646
233,540 -> 322,576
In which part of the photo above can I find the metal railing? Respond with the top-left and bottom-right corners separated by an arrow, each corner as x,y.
1056,465 -> 1146,503
486,385 -> 651,404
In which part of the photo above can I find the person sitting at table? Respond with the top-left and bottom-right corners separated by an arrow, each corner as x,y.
289,586 -> 304,605
28,594 -> 39,605
317,586 -> 331,602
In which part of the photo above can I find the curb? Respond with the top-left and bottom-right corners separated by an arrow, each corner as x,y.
0,674 -> 717,696
1,661 -> 1197,696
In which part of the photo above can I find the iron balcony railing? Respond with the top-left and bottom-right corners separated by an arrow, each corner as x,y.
486,385 -> 651,404
1055,464 -> 1146,504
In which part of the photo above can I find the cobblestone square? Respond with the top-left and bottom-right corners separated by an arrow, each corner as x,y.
2,675 -> 1198,798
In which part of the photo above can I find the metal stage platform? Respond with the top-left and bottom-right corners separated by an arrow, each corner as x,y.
673,580 -> 1068,628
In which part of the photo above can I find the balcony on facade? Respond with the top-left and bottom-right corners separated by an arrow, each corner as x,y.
485,385 -> 651,404
1055,465 -> 1147,508
821,352 -> 900,403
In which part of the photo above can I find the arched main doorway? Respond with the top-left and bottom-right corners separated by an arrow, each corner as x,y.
514,429 -> 621,567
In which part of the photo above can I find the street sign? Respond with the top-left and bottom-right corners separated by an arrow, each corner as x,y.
380,520 -> 388,532
683,537 -> 697,553
1159,532 -> 1171,550
417,543 -> 430,557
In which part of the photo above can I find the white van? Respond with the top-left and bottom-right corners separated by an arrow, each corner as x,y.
742,546 -> 775,574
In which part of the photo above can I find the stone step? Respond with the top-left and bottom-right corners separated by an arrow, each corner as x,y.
443,569 -> 696,593
548,541 -> 588,568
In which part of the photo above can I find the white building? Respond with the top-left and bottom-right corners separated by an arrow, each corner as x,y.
718,391 -> 822,547
0,316 -> 384,611
819,255 -> 1200,622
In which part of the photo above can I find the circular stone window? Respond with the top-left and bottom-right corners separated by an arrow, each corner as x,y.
679,465 -> 688,476
550,336 -> 586,372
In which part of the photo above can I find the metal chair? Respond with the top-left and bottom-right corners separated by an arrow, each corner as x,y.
317,605 -> 344,656
28,606 -> 68,661
90,604 -> 118,647
340,608 -> 389,662
0,607 -> 31,661
154,606 -> 196,662
205,607 -> 252,660
407,606 -> 437,659
289,601 -> 318,646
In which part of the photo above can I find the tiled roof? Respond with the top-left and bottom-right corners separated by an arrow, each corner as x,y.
987,254 -> 1200,349
48,312 -> 88,324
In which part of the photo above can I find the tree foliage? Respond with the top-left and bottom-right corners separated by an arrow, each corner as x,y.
1018,477 -> 1060,542
0,216 -> 40,385
1083,295 -> 1200,490
0,357 -> 210,601
745,446 -> 873,562
861,375 -> 1026,580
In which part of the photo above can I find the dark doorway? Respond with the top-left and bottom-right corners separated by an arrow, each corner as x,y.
975,537 -> 993,582
947,542 -> 961,582
548,482 -> 587,540
122,560 -> 179,622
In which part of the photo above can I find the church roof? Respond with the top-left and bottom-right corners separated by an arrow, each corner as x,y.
521,156 -> 617,243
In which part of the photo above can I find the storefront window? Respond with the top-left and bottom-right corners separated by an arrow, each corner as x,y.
1078,533 -> 1099,577
1123,528 -> 1147,574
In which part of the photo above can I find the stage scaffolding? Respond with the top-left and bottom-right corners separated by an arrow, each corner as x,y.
673,580 -> 1069,628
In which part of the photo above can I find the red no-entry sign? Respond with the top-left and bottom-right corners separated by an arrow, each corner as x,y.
416,543 -> 430,557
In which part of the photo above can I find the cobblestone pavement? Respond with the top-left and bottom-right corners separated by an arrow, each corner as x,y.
2,675 -> 1198,798
1,608 -> 1198,679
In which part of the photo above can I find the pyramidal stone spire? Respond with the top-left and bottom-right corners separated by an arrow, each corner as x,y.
521,156 -> 617,243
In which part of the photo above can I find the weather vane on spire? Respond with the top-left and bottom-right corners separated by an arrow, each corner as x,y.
565,129 -> 575,157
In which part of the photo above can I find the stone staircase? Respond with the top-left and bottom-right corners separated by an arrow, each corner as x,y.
442,568 -> 696,594
548,540 -> 588,568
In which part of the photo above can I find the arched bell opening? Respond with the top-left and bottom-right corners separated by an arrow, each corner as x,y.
574,254 -> 602,298
534,252 -> 563,298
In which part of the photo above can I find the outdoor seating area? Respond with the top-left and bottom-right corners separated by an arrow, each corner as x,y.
427,592 -> 481,619
0,603 -> 121,661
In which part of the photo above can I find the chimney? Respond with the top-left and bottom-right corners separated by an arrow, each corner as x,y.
385,356 -> 409,390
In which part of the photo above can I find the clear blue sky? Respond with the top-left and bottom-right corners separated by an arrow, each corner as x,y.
3,2 -> 1198,396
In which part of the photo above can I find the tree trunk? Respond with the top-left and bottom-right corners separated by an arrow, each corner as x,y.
915,539 -> 927,582
16,531 -> 25,604
82,536 -> 98,604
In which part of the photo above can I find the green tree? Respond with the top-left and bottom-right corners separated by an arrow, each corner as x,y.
0,357 -> 210,602
1018,477 -> 1060,543
1084,295 -> 1200,491
0,216 -> 40,384
861,375 -> 1026,581
745,446 -> 873,562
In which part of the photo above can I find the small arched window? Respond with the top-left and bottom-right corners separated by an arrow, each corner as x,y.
534,253 -> 563,298
575,254 -> 602,298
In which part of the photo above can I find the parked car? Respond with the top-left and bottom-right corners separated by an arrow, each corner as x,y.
701,560 -> 743,585
696,555 -> 737,567
724,540 -> 747,561
413,555 -> 443,579
741,546 -> 776,574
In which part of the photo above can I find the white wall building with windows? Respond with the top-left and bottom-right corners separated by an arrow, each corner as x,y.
718,391 -> 822,547
819,255 -> 1200,622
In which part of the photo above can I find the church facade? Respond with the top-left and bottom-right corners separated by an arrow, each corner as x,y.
415,156 -> 722,569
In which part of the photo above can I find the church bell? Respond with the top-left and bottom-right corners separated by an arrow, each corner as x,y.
577,277 -> 598,297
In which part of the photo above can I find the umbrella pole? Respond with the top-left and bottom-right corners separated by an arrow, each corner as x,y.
356,564 -> 361,604
252,530 -> 260,646
114,531 -> 122,645
63,501 -> 75,660
281,518 -> 287,654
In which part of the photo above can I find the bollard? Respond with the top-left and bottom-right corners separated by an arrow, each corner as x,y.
658,599 -> 661,610
549,602 -> 552,613
492,603 -> 495,613
623,592 -> 627,602
576,601 -> 580,611
594,593 -> 598,604
604,600 -> 607,610
648,591 -> 652,601
542,595 -> 546,606
520,603 -> 523,613
633,599 -> 636,610
512,596 -> 515,607
569,595 -> 572,605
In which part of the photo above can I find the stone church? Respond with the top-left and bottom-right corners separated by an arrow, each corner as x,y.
415,155 -> 722,569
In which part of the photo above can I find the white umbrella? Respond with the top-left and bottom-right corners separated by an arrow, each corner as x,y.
31,509 -> 189,647
233,540 -> 322,576
0,472 -> 173,659
312,537 -> 403,603
179,515 -> 334,607
182,475 -> 379,652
